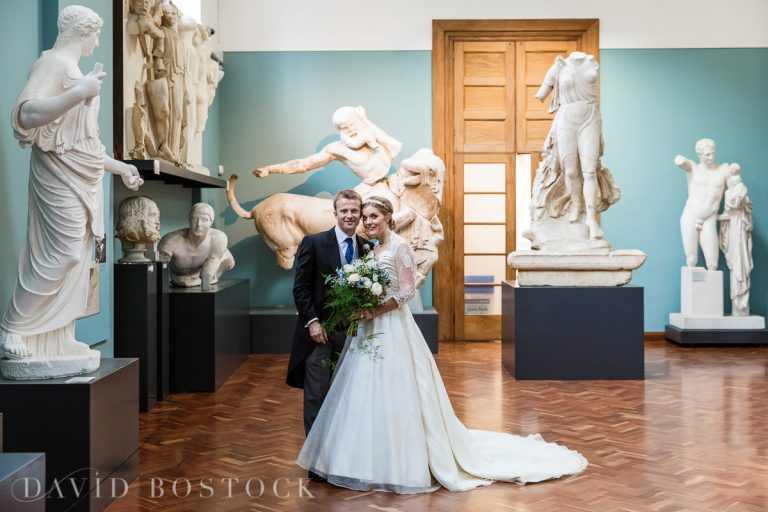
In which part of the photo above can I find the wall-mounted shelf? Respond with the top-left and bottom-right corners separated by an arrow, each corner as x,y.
124,159 -> 226,189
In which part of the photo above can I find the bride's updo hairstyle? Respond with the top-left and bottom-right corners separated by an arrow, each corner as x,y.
362,196 -> 396,231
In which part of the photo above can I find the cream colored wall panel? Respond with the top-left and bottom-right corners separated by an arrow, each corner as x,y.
221,0 -> 768,51
464,163 -> 506,193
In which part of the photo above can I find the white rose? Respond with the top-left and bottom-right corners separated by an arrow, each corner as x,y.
366,259 -> 377,269
348,273 -> 361,284
371,282 -> 383,296
343,264 -> 354,273
373,275 -> 378,282
362,277 -> 372,288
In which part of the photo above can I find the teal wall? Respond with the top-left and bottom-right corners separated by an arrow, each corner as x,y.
218,51 -> 432,308
218,49 -> 768,331
0,1 -> 41,321
600,49 -> 768,331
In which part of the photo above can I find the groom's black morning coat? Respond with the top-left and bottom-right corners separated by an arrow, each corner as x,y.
286,227 -> 373,388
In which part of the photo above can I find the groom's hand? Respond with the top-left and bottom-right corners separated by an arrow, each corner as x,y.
308,321 -> 328,344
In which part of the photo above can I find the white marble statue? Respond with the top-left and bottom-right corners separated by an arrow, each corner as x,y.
508,52 -> 644,286
158,203 -> 235,290
229,147 -> 445,279
115,196 -> 161,263
389,149 -> 445,290
718,174 -> 754,316
675,138 -> 740,270
668,140 -> 763,329
525,51 -> 620,250
0,5 -> 143,379
254,105 -> 403,198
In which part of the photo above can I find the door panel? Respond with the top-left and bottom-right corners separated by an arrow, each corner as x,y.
432,20 -> 599,342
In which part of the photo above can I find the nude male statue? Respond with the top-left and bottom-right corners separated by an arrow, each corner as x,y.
674,138 -> 740,270
158,203 -> 235,290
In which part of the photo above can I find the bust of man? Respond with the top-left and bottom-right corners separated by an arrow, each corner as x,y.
115,196 -> 161,263
158,203 -> 235,289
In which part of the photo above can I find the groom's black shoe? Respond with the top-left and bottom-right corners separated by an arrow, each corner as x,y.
308,471 -> 326,483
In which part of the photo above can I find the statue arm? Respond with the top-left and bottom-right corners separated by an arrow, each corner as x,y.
368,121 -> 402,159
200,232 -> 228,278
104,157 -> 143,191
534,60 -> 560,102
674,155 -> 693,172
18,65 -> 106,130
253,149 -> 336,178
392,206 -> 416,231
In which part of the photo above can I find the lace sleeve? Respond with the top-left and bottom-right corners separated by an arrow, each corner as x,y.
394,241 -> 417,305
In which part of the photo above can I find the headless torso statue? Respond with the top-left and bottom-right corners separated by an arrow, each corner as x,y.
0,5 -> 142,379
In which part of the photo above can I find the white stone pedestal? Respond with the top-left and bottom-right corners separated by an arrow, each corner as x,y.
507,249 -> 646,287
680,267 -> 722,316
669,267 -> 766,329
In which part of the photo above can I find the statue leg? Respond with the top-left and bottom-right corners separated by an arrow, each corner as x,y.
680,211 -> 699,267
578,124 -> 602,239
700,216 -> 719,271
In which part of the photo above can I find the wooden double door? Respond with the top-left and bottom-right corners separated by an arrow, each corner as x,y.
432,20 -> 599,341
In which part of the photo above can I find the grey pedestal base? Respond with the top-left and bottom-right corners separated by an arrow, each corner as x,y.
0,359 -> 139,512
250,307 -> 439,354
502,282 -> 644,380
665,324 -> 768,345
169,279 -> 250,392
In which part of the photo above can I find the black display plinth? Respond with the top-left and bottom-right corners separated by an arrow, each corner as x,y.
155,262 -> 170,400
114,263 -> 158,411
502,282 -> 644,380
250,307 -> 439,354
0,359 -> 139,512
169,279 -> 250,392
665,324 -> 768,345
0,453 -> 45,512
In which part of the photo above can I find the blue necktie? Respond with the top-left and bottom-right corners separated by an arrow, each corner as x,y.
344,238 -> 354,264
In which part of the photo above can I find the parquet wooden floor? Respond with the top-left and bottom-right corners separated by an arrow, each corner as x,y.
105,340 -> 768,512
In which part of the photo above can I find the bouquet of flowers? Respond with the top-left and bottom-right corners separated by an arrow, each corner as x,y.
322,249 -> 391,359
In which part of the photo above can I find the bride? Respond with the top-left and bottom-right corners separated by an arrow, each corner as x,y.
297,196 -> 587,493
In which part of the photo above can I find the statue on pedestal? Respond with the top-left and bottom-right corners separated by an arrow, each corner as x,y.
508,52 -> 645,287
669,139 -> 762,329
115,196 -> 161,263
159,203 -> 235,290
0,5 -> 143,379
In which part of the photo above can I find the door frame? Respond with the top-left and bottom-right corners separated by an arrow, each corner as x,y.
432,19 -> 599,342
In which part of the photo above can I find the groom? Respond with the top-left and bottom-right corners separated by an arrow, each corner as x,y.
287,190 -> 373,438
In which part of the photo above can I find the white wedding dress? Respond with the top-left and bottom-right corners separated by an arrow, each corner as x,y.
297,234 -> 587,493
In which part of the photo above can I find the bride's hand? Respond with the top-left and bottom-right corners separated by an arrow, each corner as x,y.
355,309 -> 375,321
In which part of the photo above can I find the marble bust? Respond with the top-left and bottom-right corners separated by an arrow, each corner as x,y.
158,203 -> 235,290
115,196 -> 161,263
